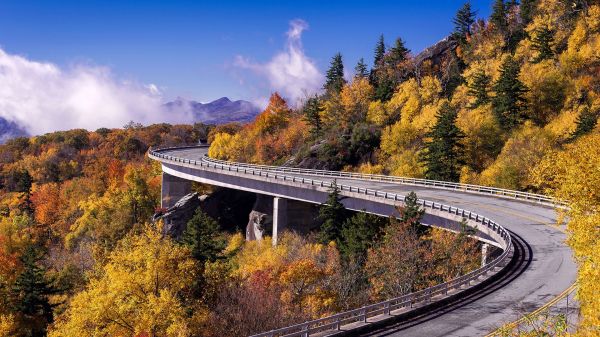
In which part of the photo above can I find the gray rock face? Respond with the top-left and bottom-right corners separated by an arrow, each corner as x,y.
413,36 -> 458,67
245,194 -> 274,241
153,192 -> 201,237
246,210 -> 272,241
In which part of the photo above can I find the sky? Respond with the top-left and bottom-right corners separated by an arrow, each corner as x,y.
0,0 -> 493,134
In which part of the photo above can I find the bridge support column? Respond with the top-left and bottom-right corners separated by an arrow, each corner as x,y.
272,197 -> 288,246
481,243 -> 489,267
161,172 -> 192,209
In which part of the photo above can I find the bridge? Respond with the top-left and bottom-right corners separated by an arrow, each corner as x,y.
149,145 -> 577,337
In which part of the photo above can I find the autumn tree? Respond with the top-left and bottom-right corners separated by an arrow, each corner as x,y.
467,69 -> 491,108
49,224 -> 201,337
365,216 -> 422,300
568,106 -> 598,141
531,26 -> 555,63
324,53 -> 346,95
492,56 -> 528,130
420,102 -> 465,182
530,133 -> 600,333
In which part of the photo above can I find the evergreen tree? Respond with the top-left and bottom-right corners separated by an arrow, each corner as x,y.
354,58 -> 369,79
373,75 -> 395,102
374,34 -> 386,67
467,69 -> 492,108
492,56 -> 528,130
420,102 -> 465,182
302,95 -> 323,137
182,209 -> 226,264
318,181 -> 350,244
490,0 -> 508,33
11,244 -> 59,335
387,38 -> 410,65
520,0 -> 538,25
453,1 -> 477,41
338,211 -> 387,263
324,53 -> 346,94
569,107 -> 598,141
399,191 -> 425,228
531,26 -> 555,63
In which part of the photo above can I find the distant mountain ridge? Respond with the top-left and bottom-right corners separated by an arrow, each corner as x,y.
0,117 -> 28,143
164,96 -> 260,125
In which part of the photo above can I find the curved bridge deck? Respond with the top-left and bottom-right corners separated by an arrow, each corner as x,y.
150,146 -> 577,337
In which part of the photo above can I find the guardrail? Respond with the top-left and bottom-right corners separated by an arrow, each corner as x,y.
148,146 -> 514,337
150,145 -> 564,207
203,156 -> 564,208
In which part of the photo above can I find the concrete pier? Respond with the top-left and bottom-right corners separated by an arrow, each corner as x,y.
161,172 -> 192,209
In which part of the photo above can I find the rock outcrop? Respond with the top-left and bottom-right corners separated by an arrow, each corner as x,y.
245,194 -> 273,241
153,192 -> 202,237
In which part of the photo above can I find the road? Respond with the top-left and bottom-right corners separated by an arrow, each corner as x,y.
151,146 -> 578,337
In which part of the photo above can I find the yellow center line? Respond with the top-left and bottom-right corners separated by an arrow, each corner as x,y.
476,202 -> 576,335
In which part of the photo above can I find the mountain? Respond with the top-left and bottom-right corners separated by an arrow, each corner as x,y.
165,97 -> 261,125
0,117 -> 27,143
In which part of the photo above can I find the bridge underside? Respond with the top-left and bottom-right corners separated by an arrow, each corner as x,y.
161,164 -> 499,247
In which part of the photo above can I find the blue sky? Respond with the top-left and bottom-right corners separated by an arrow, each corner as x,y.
0,0 -> 492,104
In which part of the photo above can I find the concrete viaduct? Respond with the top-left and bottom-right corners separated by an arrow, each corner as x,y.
149,145 -> 577,337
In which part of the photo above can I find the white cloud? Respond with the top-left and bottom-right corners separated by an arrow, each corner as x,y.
0,48 -> 195,135
234,19 -> 324,105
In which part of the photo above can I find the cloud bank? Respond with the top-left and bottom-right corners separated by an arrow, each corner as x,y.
235,19 -> 324,105
0,48 -> 195,135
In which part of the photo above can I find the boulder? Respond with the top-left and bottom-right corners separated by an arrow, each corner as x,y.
153,192 -> 201,237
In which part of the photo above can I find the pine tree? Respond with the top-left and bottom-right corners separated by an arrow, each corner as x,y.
453,2 -> 476,41
374,34 -> 386,67
420,102 -> 465,182
324,53 -> 346,94
338,211 -> 387,263
467,69 -> 491,108
387,37 -> 410,65
492,56 -> 528,130
11,245 -> 59,335
531,26 -> 555,63
569,107 -> 598,141
520,0 -> 537,25
354,58 -> 369,79
302,95 -> 323,137
490,0 -> 508,33
399,191 -> 425,227
182,209 -> 225,264
318,181 -> 350,244
373,75 -> 395,102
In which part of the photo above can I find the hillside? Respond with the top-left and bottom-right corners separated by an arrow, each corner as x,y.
0,1 -> 598,336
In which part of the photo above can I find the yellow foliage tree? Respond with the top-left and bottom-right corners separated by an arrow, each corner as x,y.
529,132 -> 600,335
478,122 -> 554,189
339,77 -> 374,126
49,223 -> 202,337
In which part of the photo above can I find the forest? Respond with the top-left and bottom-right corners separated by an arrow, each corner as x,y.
0,0 -> 599,336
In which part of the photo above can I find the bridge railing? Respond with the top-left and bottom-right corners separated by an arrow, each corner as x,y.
201,156 -> 564,207
148,146 -> 514,337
